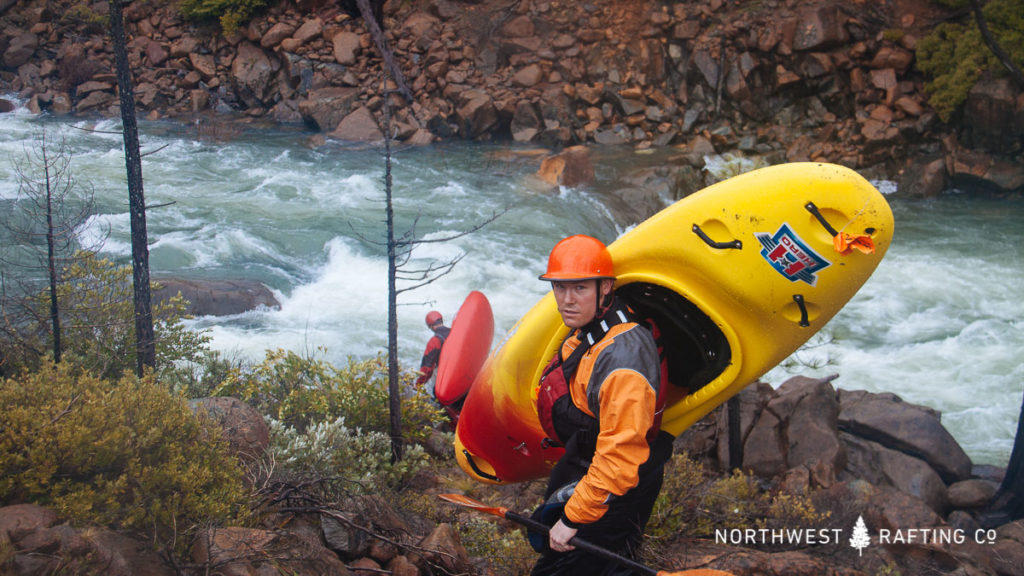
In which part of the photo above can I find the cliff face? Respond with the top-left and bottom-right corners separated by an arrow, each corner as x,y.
1,0 -> 1021,195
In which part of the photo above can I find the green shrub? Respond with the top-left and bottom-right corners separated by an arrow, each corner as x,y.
178,0 -> 269,34
0,361 -> 250,549
214,349 -> 446,442
917,0 -> 1024,122
6,251 -> 212,381
269,417 -> 431,492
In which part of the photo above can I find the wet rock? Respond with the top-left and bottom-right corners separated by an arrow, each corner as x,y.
537,145 -> 595,188
153,277 -> 280,317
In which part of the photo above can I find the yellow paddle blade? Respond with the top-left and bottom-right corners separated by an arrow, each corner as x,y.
438,493 -> 509,517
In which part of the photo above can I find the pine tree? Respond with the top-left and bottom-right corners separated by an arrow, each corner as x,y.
849,515 -> 871,556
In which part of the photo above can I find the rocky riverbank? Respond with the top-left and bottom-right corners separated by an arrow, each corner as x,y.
3,379 -> 1023,575
1,0 -> 1022,196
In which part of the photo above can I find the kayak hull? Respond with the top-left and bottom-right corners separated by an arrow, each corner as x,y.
435,290 -> 494,407
456,162 -> 894,484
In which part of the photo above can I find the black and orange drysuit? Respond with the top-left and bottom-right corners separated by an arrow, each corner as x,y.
531,300 -> 674,576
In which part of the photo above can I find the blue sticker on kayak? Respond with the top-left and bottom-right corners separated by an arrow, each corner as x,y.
756,224 -> 830,286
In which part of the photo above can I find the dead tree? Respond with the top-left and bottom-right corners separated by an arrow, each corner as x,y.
0,131 -> 102,366
108,0 -> 156,375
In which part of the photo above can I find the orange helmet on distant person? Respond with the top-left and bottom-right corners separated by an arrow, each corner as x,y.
539,235 -> 615,282
425,310 -> 443,327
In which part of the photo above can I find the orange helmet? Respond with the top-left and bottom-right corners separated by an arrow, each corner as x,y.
539,235 -> 615,281
425,310 -> 443,327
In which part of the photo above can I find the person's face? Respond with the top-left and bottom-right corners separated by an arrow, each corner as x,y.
552,279 -> 613,329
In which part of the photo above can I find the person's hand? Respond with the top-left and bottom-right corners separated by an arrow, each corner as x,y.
549,519 -> 577,552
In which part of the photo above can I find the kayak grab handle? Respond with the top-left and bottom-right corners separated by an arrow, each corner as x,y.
793,294 -> 810,327
692,223 -> 742,249
462,449 -> 501,483
805,202 -> 839,236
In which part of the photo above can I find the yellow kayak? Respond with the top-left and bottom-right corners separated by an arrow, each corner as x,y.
455,162 -> 894,484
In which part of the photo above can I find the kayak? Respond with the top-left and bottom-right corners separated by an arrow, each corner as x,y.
454,162 -> 894,484
435,290 -> 494,408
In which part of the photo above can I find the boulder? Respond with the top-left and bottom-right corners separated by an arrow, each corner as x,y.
838,389 -> 972,483
261,21 -> 297,49
455,93 -> 498,139
153,277 -> 279,317
329,106 -> 384,142
411,523 -> 471,575
231,41 -> 276,108
3,32 -> 38,68
898,156 -> 946,197
190,397 -> 270,462
192,526 -> 351,575
964,75 -> 1024,151
536,145 -> 595,188
332,30 -> 362,65
841,432 -> 948,515
298,86 -> 360,132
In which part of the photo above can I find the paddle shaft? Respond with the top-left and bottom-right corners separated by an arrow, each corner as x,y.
502,509 -> 657,576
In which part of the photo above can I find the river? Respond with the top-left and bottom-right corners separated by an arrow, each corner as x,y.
1,99 -> 1021,467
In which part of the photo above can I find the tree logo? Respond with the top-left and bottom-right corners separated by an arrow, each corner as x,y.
850,515 -> 871,556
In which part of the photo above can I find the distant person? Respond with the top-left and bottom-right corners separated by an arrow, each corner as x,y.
416,310 -> 450,392
530,234 -> 673,576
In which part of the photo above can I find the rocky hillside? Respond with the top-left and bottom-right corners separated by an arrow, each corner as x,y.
3,379 -> 1024,575
1,0 -> 1022,196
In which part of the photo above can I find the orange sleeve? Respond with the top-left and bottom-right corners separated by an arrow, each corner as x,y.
563,368 -> 657,524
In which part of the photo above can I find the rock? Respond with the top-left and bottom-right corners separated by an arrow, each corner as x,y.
332,30 -> 362,65
511,100 -> 542,142
513,63 -> 544,87
3,32 -> 38,68
411,523 -> 470,575
898,156 -> 946,197
792,5 -> 849,51
838,389 -> 973,484
947,478 -> 998,510
231,41 -> 276,108
298,86 -> 360,132
964,75 -> 1023,151
864,484 -> 944,533
189,52 -> 217,80
190,397 -> 270,462
841,432 -> 948,515
261,21 -> 297,49
455,93 -> 498,139
153,277 -> 280,317
329,106 -> 384,142
537,145 -> 595,188
0,97 -> 16,113
192,526 -> 351,575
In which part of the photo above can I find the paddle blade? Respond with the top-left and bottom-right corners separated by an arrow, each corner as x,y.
438,493 -> 510,518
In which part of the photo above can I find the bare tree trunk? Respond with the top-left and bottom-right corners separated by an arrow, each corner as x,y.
355,0 -> 413,103
42,144 -> 61,363
108,0 -> 155,375
382,95 -> 404,462
969,0 -> 1024,89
